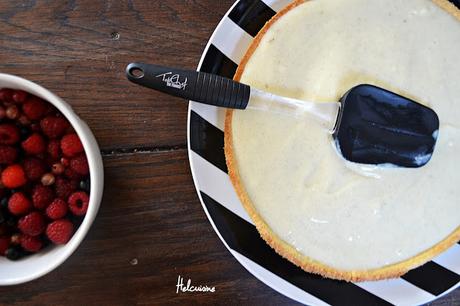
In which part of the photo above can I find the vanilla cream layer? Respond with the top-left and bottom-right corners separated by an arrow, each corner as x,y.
231,0 -> 460,270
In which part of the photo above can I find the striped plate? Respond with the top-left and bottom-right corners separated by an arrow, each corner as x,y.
187,0 -> 460,305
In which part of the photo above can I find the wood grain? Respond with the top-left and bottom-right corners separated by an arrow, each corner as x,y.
0,0 -> 458,305
0,0 -> 232,151
0,151 -> 296,306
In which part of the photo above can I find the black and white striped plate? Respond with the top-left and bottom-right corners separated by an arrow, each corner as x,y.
187,0 -> 460,305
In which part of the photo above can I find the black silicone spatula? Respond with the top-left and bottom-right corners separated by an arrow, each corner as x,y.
126,62 -> 439,168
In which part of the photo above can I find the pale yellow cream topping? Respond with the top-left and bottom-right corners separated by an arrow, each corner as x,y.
231,0 -> 460,270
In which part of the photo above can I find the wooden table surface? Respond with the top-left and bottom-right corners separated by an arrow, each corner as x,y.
0,1 -> 458,305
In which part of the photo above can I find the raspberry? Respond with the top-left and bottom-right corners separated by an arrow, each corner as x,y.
68,191 -> 89,216
0,146 -> 17,164
21,133 -> 46,155
40,116 -> 70,139
60,134 -> 83,157
46,199 -> 68,219
47,139 -> 61,160
46,219 -> 73,244
0,89 -> 91,259
0,89 -> 13,102
23,157 -> 47,181
31,185 -> 54,210
0,236 -> 9,255
44,155 -> 56,167
0,223 -> 8,236
2,164 -> 27,188
61,157 -> 69,167
44,104 -> 56,116
55,177 -> 74,199
70,179 -> 79,190
64,168 -> 81,180
12,90 -> 28,104
22,97 -> 47,120
70,154 -> 89,176
0,124 -> 20,145
8,192 -> 32,216
18,212 -> 45,236
20,234 -> 42,252
30,123 -> 40,132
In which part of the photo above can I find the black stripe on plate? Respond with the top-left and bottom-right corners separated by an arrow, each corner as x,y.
199,44 -> 238,78
190,110 -> 228,173
228,0 -> 276,37
201,191 -> 393,306
450,0 -> 460,9
401,261 -> 460,296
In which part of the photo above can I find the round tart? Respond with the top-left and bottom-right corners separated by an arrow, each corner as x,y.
224,0 -> 460,281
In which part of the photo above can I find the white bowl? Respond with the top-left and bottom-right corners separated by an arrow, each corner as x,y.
0,73 -> 104,285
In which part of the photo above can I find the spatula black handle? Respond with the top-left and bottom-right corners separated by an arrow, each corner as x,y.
126,62 -> 250,109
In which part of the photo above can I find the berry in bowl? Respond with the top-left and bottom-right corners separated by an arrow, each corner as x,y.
0,74 -> 103,285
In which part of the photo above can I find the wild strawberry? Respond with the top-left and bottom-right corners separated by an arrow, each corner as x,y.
40,116 -> 70,139
0,124 -> 20,145
31,185 -> 54,210
10,233 -> 21,245
70,154 -> 89,176
8,192 -> 32,216
22,97 -> 47,120
22,133 -> 46,155
18,212 -> 45,236
12,90 -> 28,104
60,134 -> 83,157
20,234 -> 42,252
23,157 -> 47,181
6,105 -> 19,120
18,115 -> 31,126
47,139 -> 61,160
46,199 -> 68,220
68,191 -> 89,216
55,177 -> 74,199
41,173 -> 55,186
2,164 -> 27,188
0,146 -> 17,164
0,236 -> 10,255
51,163 -> 64,175
46,219 -> 73,244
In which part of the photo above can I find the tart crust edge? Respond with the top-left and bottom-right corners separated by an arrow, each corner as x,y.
223,0 -> 460,282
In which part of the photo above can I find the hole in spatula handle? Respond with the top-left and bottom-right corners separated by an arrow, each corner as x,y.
127,66 -> 144,79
